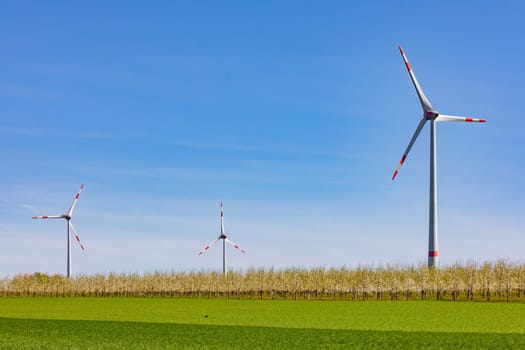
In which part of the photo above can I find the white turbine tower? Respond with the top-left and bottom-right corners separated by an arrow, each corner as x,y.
198,201 -> 246,275
392,46 -> 486,268
32,184 -> 86,277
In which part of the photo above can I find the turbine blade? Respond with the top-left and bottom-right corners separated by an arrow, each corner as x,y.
32,215 -> 64,219
392,118 -> 427,180
220,201 -> 225,235
225,238 -> 246,253
436,114 -> 487,123
67,184 -> 84,217
197,237 -> 220,255
398,46 -> 433,111
69,222 -> 85,250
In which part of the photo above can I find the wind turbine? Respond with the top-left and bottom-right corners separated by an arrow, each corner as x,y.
32,184 -> 86,277
392,46 -> 486,268
198,201 -> 246,275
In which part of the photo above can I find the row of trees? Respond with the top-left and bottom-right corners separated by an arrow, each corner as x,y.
2,261 -> 525,302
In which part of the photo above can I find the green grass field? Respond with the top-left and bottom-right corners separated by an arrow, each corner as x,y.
1,298 -> 524,349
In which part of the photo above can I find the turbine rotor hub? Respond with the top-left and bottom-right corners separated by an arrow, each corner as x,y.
425,110 -> 439,120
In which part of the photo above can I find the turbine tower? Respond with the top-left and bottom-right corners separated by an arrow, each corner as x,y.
32,184 -> 86,277
198,201 -> 246,275
392,46 -> 486,267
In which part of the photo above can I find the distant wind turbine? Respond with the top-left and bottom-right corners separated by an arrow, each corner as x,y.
32,184 -> 86,277
392,46 -> 486,268
198,201 -> 246,275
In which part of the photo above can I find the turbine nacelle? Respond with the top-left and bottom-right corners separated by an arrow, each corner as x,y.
425,110 -> 439,120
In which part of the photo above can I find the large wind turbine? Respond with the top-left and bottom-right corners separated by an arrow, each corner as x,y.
198,202 -> 245,275
32,184 -> 86,277
392,46 -> 486,267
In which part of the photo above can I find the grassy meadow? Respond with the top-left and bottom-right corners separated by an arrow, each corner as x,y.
1,298 -> 525,349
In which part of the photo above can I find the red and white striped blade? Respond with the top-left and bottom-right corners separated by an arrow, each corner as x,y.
32,215 -> 64,219
220,201 -> 225,235
436,114 -> 487,123
67,184 -> 84,217
197,237 -> 220,256
225,238 -> 246,253
399,46 -> 433,112
69,222 -> 85,250
392,118 -> 427,180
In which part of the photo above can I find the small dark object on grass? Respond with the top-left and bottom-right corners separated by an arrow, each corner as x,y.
204,315 -> 208,318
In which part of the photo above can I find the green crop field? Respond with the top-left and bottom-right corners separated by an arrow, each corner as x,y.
1,298 -> 524,349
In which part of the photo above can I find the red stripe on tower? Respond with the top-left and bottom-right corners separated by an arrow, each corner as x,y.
400,155 -> 407,165
465,118 -> 473,122
405,62 -> 412,71
428,251 -> 438,257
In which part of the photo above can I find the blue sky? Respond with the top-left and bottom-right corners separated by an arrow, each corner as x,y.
1,1 -> 523,276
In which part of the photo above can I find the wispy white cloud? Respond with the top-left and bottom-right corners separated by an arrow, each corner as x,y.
0,83 -> 68,100
172,139 -> 357,158
75,163 -> 353,186
0,126 -> 148,140
16,203 -> 41,213
1,192 -> 524,276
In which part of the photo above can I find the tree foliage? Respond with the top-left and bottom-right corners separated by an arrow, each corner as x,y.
3,261 -> 525,301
